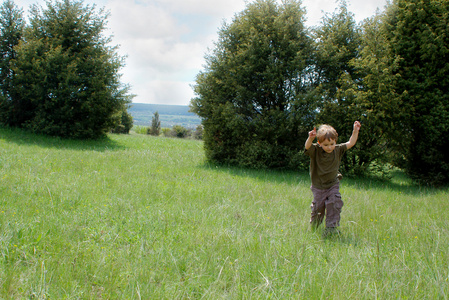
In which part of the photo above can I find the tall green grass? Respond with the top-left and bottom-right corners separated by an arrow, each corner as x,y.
1,127 -> 448,299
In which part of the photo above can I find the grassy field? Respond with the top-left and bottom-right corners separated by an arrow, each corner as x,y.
1,127 -> 448,299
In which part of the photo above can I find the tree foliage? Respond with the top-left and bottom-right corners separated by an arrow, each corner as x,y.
190,0 -> 449,184
341,13 -> 407,176
111,105 -> 133,134
313,1 -> 360,100
384,0 -> 449,185
150,111 -> 161,136
191,0 -> 314,169
0,0 -> 24,124
1,0 -> 132,139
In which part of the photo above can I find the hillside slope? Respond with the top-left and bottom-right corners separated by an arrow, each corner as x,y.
129,103 -> 201,128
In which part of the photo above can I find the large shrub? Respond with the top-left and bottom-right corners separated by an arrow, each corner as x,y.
6,0 -> 132,139
191,0 -> 315,169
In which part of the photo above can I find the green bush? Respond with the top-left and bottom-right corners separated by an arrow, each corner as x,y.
171,125 -> 190,138
111,109 -> 133,134
161,128 -> 172,137
191,0 -> 314,170
5,0 -> 132,139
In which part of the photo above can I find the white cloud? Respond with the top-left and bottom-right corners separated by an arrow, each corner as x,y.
122,38 -> 204,73
131,80 -> 195,105
106,0 -> 183,39
154,0 -> 246,16
102,0 -> 224,105
14,0 -> 387,106
302,0 -> 387,26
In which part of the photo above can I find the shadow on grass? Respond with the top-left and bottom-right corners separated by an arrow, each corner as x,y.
0,126 -> 126,152
340,171 -> 446,195
198,161 -> 445,195
198,161 -> 311,186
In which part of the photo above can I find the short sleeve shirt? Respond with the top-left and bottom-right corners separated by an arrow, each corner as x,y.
304,143 -> 347,189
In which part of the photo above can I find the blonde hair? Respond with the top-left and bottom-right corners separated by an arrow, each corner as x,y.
316,124 -> 338,143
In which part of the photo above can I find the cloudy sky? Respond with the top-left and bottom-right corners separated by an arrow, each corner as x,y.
14,0 -> 387,106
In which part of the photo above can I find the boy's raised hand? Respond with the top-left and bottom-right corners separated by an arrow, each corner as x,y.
353,121 -> 361,131
305,126 -> 316,150
309,127 -> 317,138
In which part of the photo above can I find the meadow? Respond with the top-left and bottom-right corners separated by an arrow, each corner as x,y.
0,127 -> 448,299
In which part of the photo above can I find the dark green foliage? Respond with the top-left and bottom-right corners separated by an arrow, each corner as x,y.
0,0 -> 24,125
5,0 -> 132,139
343,13 -> 407,177
313,1 -> 360,99
384,0 -> 449,185
191,0 -> 314,169
111,107 -> 133,134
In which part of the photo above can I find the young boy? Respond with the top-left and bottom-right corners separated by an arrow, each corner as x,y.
304,121 -> 361,235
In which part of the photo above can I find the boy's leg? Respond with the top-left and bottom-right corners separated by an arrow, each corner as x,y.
324,184 -> 343,228
310,186 -> 326,228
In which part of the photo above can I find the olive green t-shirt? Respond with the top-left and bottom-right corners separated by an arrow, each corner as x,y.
304,143 -> 347,190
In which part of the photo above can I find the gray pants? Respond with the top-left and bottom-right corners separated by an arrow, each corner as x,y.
310,183 -> 343,228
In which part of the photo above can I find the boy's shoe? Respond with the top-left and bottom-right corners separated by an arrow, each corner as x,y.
323,227 -> 340,238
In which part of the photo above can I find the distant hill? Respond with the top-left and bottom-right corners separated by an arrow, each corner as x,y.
129,103 -> 201,128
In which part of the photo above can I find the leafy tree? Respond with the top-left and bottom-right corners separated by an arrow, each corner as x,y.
9,0 -> 132,139
384,0 -> 449,185
313,0 -> 360,100
0,0 -> 24,125
150,111 -> 161,136
191,0 -> 314,169
341,13 -> 407,176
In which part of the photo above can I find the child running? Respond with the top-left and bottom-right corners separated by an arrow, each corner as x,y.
304,121 -> 361,236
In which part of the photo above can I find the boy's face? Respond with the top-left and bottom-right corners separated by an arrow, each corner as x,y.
318,138 -> 336,153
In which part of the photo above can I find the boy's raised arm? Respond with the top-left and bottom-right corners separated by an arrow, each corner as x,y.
305,127 -> 316,150
346,121 -> 361,150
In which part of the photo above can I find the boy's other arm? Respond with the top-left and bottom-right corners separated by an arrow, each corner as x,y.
305,127 -> 316,150
346,121 -> 361,150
